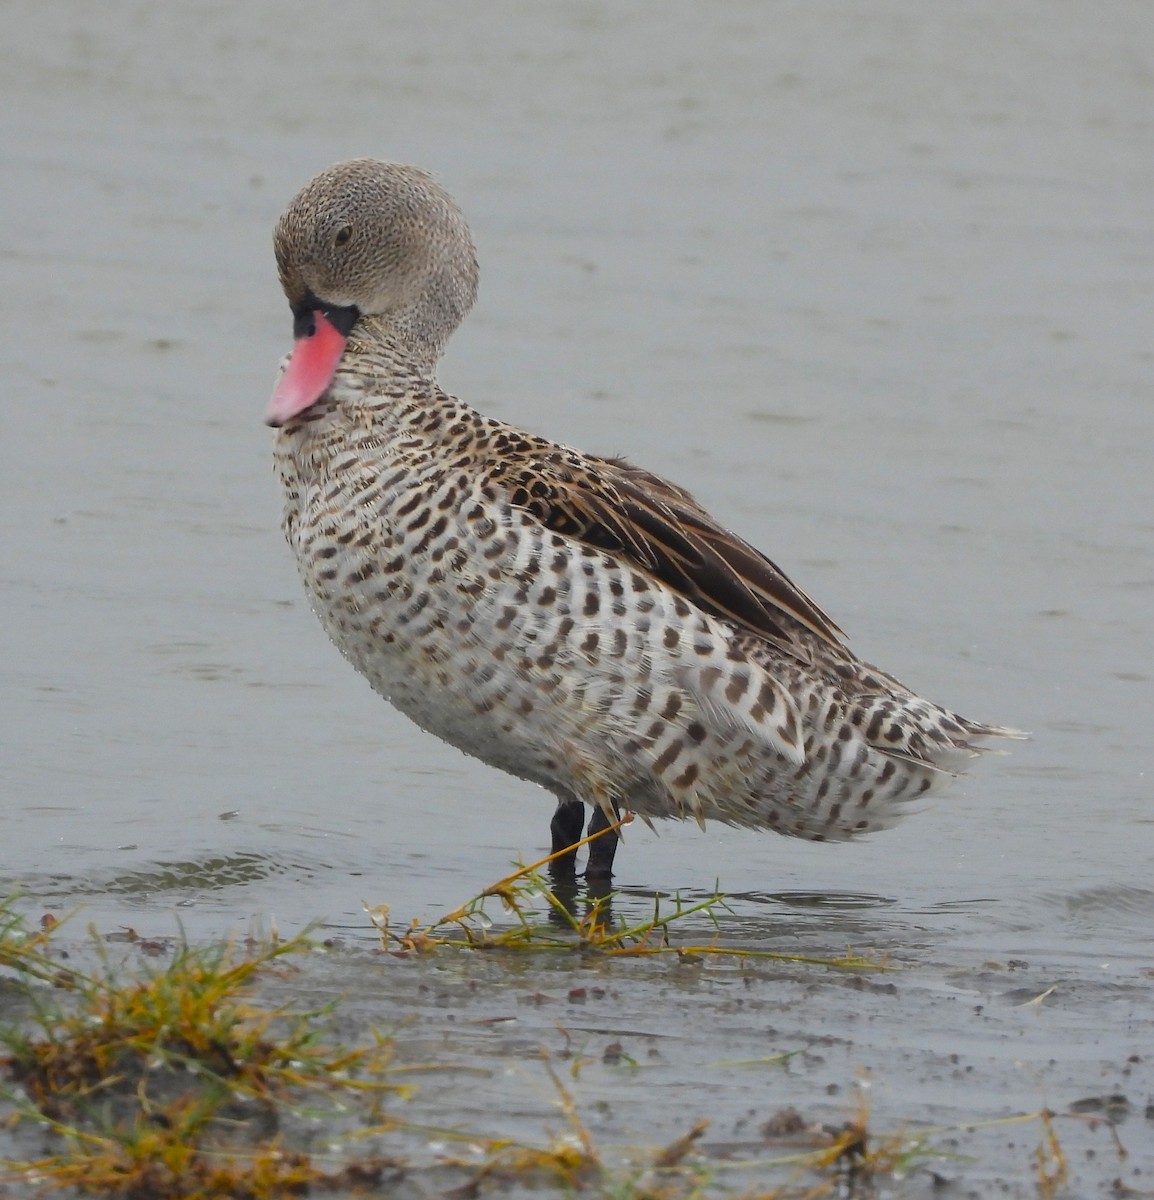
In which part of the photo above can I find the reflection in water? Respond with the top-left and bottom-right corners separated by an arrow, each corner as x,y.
545,865 -> 616,933
603,883 -> 912,951
536,875 -> 908,949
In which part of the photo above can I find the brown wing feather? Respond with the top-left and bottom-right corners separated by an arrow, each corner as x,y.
493,448 -> 844,659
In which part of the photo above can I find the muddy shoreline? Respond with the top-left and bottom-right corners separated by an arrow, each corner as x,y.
2,876 -> 1148,1197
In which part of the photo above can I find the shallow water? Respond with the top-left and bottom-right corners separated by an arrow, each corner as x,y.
2,2 -> 1152,1193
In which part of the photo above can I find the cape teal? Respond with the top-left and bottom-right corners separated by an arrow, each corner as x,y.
267,159 -> 1024,878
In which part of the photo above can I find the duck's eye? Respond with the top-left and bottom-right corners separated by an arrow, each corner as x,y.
334,225 -> 353,247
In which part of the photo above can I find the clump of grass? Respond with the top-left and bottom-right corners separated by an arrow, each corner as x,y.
368,821 -> 885,971
0,923 -> 405,1197
7,1118 -> 372,1199
5,932 -> 399,1122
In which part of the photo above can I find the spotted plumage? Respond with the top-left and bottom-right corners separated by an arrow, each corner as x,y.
267,159 -> 1024,878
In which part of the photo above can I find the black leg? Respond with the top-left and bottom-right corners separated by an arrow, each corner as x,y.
584,805 -> 619,881
550,798 -> 620,881
549,798 -> 587,874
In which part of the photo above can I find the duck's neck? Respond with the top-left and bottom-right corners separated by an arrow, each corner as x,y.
348,316 -> 442,383
357,253 -> 476,377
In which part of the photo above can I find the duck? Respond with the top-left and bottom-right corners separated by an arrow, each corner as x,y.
266,158 -> 1023,879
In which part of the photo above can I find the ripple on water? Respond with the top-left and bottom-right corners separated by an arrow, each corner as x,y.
1046,883 -> 1154,925
17,852 -> 292,901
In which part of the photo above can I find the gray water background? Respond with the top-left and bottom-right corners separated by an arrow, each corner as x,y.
3,4 -> 1151,983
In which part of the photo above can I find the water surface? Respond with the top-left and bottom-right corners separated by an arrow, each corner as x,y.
2,4 -> 1151,1192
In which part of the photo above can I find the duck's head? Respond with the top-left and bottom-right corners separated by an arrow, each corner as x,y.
266,158 -> 478,427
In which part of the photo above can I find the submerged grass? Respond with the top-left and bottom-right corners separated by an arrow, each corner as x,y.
368,818 -> 884,970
